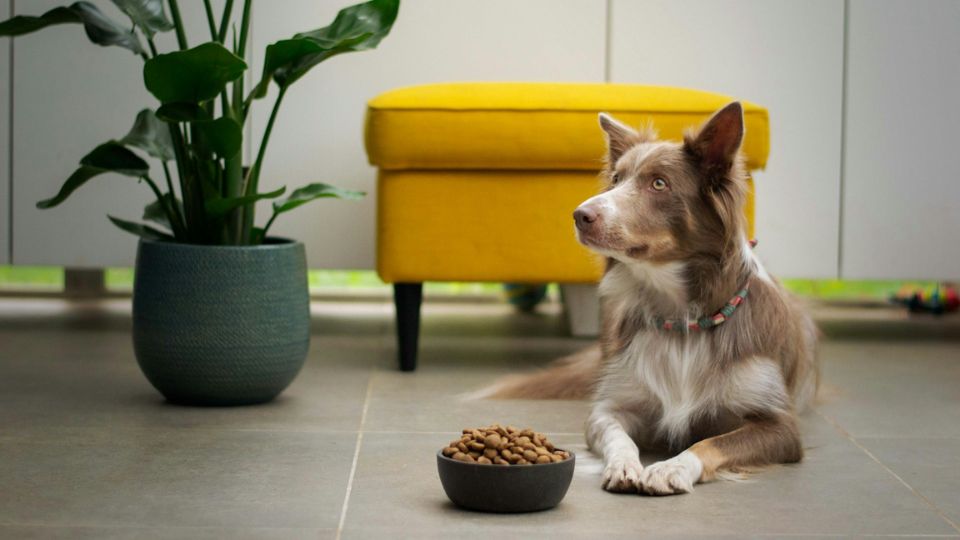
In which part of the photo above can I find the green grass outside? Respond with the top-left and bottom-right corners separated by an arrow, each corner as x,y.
0,265 -> 935,302
0,266 -> 64,288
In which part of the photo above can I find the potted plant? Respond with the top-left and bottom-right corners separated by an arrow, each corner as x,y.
0,0 -> 400,405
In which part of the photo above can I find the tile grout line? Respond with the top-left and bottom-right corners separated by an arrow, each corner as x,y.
335,374 -> 374,540
816,409 -> 960,534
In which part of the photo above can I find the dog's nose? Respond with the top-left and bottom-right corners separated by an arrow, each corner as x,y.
574,206 -> 598,230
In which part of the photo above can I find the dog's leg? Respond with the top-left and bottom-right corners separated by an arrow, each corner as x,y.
587,400 -> 644,493
638,414 -> 802,496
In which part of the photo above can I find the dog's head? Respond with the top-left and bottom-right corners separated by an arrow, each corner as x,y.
574,102 -> 748,265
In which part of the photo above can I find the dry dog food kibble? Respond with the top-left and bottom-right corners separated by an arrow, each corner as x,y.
441,424 -> 570,465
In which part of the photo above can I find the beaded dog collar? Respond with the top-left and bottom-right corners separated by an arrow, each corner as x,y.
655,282 -> 750,332
655,239 -> 757,332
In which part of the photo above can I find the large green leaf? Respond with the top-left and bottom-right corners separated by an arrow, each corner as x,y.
205,186 -> 286,218
79,141 -> 150,175
119,109 -> 174,161
144,42 -> 247,104
272,183 -> 364,215
0,2 -> 145,54
110,0 -> 173,37
36,166 -> 102,209
37,142 -> 149,209
155,102 -> 212,122
143,193 -> 181,229
195,117 -> 242,158
108,215 -> 174,240
0,6 -> 78,35
252,0 -> 399,97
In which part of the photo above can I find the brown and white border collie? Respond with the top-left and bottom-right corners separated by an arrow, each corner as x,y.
482,102 -> 819,496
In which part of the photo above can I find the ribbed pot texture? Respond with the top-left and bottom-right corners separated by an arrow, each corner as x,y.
133,238 -> 310,406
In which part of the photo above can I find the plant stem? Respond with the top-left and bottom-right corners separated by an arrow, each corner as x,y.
160,161 -> 186,237
247,87 -> 287,194
241,85 -> 287,243
237,0 -> 252,56
168,124 -> 200,242
202,0 -> 218,41
260,209 -> 279,240
233,0 -> 252,122
147,37 -> 158,57
167,0 -> 189,50
217,0 -> 235,44
223,155 -> 244,244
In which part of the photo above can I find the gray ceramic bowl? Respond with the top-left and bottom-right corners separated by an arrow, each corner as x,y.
437,450 -> 575,513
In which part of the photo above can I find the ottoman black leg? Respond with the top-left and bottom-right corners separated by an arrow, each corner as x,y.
393,283 -> 423,371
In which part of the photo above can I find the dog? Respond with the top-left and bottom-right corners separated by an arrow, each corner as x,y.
482,102 -> 819,495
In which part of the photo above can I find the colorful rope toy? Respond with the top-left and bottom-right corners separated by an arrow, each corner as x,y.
891,283 -> 959,315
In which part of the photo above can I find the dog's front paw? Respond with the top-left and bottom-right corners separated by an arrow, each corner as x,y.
602,458 -> 644,493
638,451 -> 703,496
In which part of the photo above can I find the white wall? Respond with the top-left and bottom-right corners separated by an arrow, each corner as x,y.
0,0 -> 8,264
250,0 -> 606,269
841,0 -> 960,280
4,0 -> 958,280
609,0 -> 845,278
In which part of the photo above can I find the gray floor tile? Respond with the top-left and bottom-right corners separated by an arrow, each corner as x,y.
3,298 -> 960,536
0,428 -> 356,530
0,329 -> 379,433
0,525 -> 334,540
818,340 -> 960,438
859,437 -> 960,528
363,363 -> 591,434
341,418 -> 956,537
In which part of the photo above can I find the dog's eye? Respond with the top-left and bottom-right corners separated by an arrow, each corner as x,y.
651,178 -> 668,191
611,172 -> 621,185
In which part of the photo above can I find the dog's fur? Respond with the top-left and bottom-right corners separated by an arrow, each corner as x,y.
481,103 -> 819,495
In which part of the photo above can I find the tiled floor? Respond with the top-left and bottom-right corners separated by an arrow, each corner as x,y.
1,297 -> 959,539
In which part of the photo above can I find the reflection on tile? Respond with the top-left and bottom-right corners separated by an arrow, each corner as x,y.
363,351 -> 591,434
0,329 -> 381,433
0,525 -> 333,540
818,341 -> 960,438
860,438 -> 960,527
342,421 -> 955,537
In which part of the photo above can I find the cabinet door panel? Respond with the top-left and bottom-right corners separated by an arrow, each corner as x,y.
610,0 -> 844,278
842,0 -> 960,280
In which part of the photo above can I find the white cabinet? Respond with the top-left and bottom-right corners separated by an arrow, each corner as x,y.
0,0 -> 8,264
608,0 -> 846,279
841,0 -> 960,280
249,0 -> 607,269
6,0 -> 957,279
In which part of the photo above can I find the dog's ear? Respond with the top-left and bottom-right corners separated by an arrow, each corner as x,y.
598,113 -> 639,164
684,102 -> 744,174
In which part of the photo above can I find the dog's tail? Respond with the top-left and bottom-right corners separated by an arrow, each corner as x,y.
467,344 -> 602,400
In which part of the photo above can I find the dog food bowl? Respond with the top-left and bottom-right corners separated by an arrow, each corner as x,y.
437,450 -> 575,513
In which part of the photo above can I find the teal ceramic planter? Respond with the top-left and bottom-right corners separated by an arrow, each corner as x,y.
133,238 -> 310,406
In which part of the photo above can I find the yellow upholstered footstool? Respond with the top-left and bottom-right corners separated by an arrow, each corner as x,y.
364,83 -> 769,370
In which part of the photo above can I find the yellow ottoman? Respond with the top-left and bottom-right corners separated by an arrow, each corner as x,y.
364,83 -> 769,370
